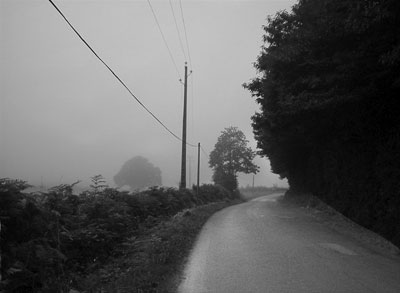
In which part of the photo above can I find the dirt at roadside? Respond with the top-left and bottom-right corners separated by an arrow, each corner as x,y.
280,192 -> 400,257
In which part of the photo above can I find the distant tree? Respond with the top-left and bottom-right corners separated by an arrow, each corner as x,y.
114,156 -> 162,190
209,127 -> 259,191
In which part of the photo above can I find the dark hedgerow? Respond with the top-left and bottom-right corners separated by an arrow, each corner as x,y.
0,178 -> 238,292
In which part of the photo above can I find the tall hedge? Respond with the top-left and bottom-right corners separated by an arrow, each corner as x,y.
245,0 -> 400,246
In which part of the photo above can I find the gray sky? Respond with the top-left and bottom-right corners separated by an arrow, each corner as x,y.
0,0 -> 294,189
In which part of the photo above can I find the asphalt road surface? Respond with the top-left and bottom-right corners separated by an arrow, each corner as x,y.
179,193 -> 400,293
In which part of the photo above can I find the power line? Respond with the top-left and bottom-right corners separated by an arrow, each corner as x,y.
48,0 -> 195,147
169,0 -> 187,62
179,0 -> 192,69
146,0 -> 197,149
190,73 -> 195,144
147,0 -> 181,80
200,145 -> 208,158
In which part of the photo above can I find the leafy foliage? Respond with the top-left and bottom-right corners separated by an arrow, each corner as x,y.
0,177 -> 237,292
209,127 -> 259,191
89,175 -> 108,195
97,201 -> 240,293
245,0 -> 400,246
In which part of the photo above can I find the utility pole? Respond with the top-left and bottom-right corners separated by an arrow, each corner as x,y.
180,62 -> 188,189
188,156 -> 192,188
197,142 -> 200,196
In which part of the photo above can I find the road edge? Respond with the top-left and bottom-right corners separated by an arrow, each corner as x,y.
280,192 -> 400,257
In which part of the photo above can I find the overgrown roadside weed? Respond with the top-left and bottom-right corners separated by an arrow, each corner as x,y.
280,192 -> 400,256
87,200 -> 242,292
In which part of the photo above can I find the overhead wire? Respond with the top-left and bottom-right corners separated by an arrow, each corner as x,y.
186,140 -> 197,148
146,0 -> 197,148
48,0 -> 196,147
176,0 -> 196,150
190,72 -> 195,146
147,0 -> 182,80
169,0 -> 187,62
200,145 -> 209,158
179,0 -> 192,69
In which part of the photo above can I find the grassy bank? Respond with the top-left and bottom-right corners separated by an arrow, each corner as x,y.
239,186 -> 287,201
281,191 -> 400,255
85,200 -> 242,292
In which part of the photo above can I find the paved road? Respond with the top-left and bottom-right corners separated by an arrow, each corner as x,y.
179,193 -> 400,293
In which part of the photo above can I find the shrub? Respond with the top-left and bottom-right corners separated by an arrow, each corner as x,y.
0,178 -> 236,292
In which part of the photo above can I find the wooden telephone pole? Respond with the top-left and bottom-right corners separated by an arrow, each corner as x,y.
180,62 -> 188,189
197,142 -> 200,195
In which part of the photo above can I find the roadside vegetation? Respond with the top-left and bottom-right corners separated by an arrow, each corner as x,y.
239,186 -> 288,201
245,0 -> 400,247
209,127 -> 259,192
93,200 -> 241,292
0,177 -> 239,292
280,192 -> 400,256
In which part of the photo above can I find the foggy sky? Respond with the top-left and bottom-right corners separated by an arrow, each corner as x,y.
0,0 -> 294,189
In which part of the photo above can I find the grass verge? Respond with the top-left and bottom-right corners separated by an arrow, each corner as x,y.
280,191 -> 400,256
83,199 -> 242,292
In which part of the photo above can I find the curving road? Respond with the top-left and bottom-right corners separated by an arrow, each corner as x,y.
179,193 -> 400,293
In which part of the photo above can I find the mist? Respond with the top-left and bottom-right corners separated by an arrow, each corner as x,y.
0,0 -> 293,189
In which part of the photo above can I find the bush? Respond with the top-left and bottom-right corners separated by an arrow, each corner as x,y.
0,178 -> 236,292
197,184 -> 233,202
